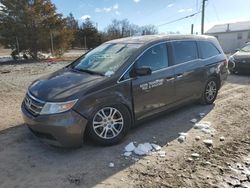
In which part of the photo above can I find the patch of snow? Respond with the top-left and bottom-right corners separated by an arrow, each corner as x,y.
123,142 -> 165,157
144,143 -> 153,151
194,121 -> 211,129
199,112 -> 205,117
177,135 -> 186,143
177,132 -> 188,143
123,151 -> 132,157
194,121 -> 215,135
151,143 -> 161,151
125,142 -> 136,152
190,118 -> 198,123
0,56 -> 12,63
201,128 -> 212,134
109,162 -> 114,168
157,151 -> 166,157
179,132 -> 188,137
134,143 -> 152,156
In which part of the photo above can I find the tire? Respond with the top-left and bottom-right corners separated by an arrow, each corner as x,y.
87,105 -> 131,146
229,69 -> 237,75
200,78 -> 219,105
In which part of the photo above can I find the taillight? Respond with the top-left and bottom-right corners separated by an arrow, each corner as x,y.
223,60 -> 228,68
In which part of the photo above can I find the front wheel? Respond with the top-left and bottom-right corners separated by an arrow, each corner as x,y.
87,105 -> 131,146
200,78 -> 219,105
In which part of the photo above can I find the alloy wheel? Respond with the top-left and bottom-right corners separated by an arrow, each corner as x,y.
205,80 -> 217,102
92,107 -> 124,139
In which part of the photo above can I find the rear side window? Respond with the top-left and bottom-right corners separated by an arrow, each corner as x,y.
199,41 -> 221,59
136,43 -> 168,71
172,41 -> 198,64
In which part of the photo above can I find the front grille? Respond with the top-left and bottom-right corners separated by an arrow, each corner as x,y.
24,92 -> 45,116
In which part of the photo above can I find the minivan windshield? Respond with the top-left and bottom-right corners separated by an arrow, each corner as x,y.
71,43 -> 142,76
240,44 -> 250,52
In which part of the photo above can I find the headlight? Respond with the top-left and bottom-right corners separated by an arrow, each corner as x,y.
229,55 -> 235,62
40,99 -> 78,115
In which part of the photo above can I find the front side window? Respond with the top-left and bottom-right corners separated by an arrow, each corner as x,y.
71,43 -> 142,76
172,41 -> 198,64
135,43 -> 168,71
199,41 -> 221,59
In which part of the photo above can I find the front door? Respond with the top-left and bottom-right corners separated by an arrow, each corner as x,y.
131,43 -> 176,120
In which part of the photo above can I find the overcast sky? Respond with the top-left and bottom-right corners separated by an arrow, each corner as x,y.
51,0 -> 250,34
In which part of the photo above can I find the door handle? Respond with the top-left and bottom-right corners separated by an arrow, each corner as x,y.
176,73 -> 184,78
166,76 -> 175,81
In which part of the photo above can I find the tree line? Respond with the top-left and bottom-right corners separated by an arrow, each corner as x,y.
0,0 -> 158,59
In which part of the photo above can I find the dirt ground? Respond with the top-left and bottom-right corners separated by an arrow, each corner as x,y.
0,62 -> 249,188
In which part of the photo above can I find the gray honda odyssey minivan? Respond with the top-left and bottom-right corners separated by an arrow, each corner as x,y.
21,35 -> 228,147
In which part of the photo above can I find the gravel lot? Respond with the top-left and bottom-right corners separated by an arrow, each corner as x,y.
0,62 -> 249,188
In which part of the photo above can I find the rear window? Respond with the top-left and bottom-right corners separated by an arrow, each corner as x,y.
172,41 -> 198,64
199,41 -> 221,59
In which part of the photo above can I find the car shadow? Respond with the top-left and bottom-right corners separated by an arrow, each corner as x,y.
227,74 -> 250,86
0,103 -> 214,188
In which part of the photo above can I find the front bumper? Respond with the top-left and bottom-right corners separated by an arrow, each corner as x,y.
21,103 -> 88,148
228,60 -> 250,73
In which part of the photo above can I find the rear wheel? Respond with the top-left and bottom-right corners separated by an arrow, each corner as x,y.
200,78 -> 219,105
87,105 -> 131,145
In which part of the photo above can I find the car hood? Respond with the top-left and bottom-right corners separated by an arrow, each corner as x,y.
233,51 -> 250,61
29,68 -> 105,102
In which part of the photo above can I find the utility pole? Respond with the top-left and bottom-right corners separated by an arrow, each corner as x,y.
201,0 -> 207,34
15,36 -> 20,57
84,36 -> 87,49
50,32 -> 54,56
191,24 -> 194,34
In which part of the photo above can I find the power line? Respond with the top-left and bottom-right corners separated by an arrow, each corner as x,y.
157,11 -> 202,27
211,0 -> 220,21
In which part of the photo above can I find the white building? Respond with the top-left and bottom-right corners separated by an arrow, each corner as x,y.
205,21 -> 250,53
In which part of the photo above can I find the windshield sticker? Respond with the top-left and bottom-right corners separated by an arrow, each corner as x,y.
105,70 -> 115,77
140,79 -> 164,90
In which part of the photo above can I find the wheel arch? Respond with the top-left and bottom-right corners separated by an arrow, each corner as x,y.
74,92 -> 134,127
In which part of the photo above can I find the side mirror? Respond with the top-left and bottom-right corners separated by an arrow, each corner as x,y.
235,48 -> 240,52
131,66 -> 152,77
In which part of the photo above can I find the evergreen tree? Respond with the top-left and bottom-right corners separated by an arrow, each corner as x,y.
80,18 -> 101,49
0,0 -> 74,58
66,13 -> 79,48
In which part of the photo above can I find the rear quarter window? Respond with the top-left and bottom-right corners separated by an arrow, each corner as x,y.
172,41 -> 198,64
199,41 -> 221,59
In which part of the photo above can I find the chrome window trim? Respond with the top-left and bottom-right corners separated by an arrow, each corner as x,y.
117,41 -> 169,83
117,39 -> 223,84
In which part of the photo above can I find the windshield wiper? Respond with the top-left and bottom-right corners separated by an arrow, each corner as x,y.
72,68 -> 104,76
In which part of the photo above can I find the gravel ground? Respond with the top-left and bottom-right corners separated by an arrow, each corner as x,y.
0,62 -> 249,188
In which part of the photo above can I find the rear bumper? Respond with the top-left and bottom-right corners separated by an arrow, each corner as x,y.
21,103 -> 88,148
219,67 -> 228,88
